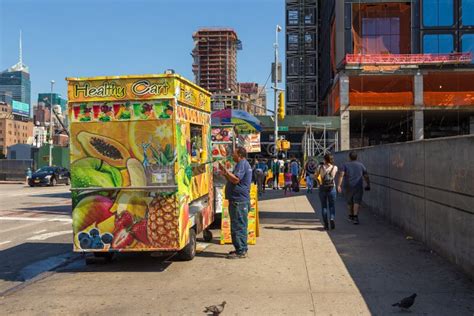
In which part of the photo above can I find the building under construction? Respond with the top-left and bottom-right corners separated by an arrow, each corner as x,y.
192,28 -> 242,94
319,1 -> 474,150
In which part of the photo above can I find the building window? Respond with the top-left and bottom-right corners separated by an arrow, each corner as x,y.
423,0 -> 454,27
304,8 -> 315,25
361,17 -> 400,54
305,84 -> 316,101
304,32 -> 315,50
462,0 -> 474,26
288,83 -> 300,102
287,57 -> 300,76
423,34 -> 454,53
288,33 -> 299,50
288,10 -> 299,25
461,34 -> 474,63
305,57 -> 316,75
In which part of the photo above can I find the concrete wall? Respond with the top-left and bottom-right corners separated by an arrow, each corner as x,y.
335,135 -> 474,279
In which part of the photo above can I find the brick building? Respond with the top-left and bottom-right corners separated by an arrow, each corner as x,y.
0,102 -> 33,156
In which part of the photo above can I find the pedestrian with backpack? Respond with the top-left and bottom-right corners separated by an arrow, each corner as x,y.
315,153 -> 338,230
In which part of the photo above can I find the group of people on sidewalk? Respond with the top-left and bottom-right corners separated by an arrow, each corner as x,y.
252,156 -> 304,196
220,146 -> 371,259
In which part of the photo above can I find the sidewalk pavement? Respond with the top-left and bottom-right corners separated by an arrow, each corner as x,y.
0,190 -> 473,315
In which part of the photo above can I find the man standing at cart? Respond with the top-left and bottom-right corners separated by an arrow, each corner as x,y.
219,146 -> 252,259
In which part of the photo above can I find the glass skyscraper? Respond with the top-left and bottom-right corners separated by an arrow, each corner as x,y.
0,70 -> 31,106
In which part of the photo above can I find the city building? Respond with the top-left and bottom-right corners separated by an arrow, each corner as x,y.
0,102 -> 34,156
238,82 -> 267,115
0,92 -> 13,105
285,0 -> 318,115
37,93 -> 67,113
192,28 -> 242,93
32,126 -> 48,148
0,70 -> 31,110
53,133 -> 69,147
7,143 -> 32,160
210,93 -> 242,111
0,32 -> 31,110
33,103 -> 51,127
319,0 -> 474,149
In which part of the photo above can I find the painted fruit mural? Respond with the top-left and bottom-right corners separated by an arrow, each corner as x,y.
71,116 -> 186,251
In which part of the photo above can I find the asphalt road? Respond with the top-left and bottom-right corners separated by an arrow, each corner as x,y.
0,183 -> 73,294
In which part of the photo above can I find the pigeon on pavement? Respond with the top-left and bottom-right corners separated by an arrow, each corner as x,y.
203,301 -> 226,315
392,293 -> 417,310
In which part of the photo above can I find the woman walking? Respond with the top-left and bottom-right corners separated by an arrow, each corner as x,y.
315,153 -> 338,230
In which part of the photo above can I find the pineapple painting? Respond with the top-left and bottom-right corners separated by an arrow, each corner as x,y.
147,194 -> 179,249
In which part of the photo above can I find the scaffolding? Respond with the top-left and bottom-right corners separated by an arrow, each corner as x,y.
192,28 -> 241,93
302,122 -> 339,160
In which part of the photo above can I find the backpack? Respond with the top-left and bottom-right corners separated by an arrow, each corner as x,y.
321,166 -> 335,189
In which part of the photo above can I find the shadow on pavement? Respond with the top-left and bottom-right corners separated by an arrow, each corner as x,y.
29,192 -> 71,199
196,251 -> 228,259
0,242 -> 71,283
263,225 -> 324,232
58,253 -> 173,274
18,205 -> 72,215
257,189 -> 307,201
304,192 -> 474,315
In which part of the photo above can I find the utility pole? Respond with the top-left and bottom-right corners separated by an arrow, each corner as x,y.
49,80 -> 55,167
273,25 -> 282,156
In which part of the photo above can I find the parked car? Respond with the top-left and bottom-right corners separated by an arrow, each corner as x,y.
28,166 -> 70,187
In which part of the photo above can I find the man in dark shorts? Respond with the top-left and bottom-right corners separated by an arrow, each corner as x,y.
220,146 -> 252,259
337,151 -> 370,225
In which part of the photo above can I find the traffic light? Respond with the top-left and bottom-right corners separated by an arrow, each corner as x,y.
277,91 -> 285,120
276,139 -> 291,151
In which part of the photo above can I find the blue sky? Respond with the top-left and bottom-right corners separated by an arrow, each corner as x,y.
0,0 -> 285,110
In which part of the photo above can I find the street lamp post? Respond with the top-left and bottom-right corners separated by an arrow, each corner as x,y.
273,25 -> 282,156
49,80 -> 55,167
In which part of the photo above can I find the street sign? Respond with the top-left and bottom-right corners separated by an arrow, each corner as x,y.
278,126 -> 288,131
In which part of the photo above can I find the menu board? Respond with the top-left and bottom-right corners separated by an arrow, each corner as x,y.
238,133 -> 261,153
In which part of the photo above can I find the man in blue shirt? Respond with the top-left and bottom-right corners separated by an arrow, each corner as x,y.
337,151 -> 371,225
290,156 -> 301,192
220,147 -> 252,259
255,158 -> 268,195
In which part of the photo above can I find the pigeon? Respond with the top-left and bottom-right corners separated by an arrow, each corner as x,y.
392,293 -> 417,310
203,301 -> 226,315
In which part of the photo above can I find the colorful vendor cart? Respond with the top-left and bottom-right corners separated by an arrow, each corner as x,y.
67,73 -> 214,260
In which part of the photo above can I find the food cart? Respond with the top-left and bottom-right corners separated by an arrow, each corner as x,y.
67,73 -> 213,260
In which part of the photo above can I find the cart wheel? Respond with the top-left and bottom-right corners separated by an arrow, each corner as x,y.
203,229 -> 213,242
93,252 -> 114,262
177,228 -> 196,261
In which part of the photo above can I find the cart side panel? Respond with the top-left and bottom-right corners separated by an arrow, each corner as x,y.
70,102 -> 180,252
175,119 -> 192,249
